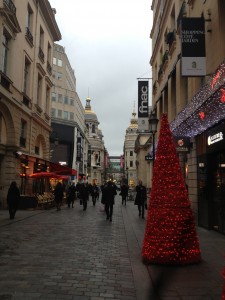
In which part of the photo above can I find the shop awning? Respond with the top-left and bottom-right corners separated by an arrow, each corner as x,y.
49,162 -> 77,176
170,59 -> 225,137
29,172 -> 61,179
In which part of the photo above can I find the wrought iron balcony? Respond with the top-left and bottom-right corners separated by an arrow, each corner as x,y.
25,27 -> 33,45
3,0 -> 16,14
47,61 -> 52,75
38,47 -> 45,63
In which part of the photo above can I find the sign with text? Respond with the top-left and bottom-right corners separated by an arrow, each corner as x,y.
181,18 -> 206,76
138,80 -> 149,131
206,122 -> 225,153
173,136 -> 191,152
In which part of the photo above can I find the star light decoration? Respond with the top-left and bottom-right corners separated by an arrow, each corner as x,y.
142,113 -> 201,265
170,60 -> 225,137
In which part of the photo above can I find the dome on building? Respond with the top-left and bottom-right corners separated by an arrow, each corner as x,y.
126,109 -> 138,133
84,97 -> 98,122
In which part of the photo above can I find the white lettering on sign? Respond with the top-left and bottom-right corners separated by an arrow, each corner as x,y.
139,86 -> 148,114
207,132 -> 223,146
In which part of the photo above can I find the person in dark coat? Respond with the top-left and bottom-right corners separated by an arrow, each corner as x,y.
120,183 -> 128,206
7,181 -> 20,219
104,181 -> 117,222
54,182 -> 64,211
67,183 -> 76,208
135,180 -> 147,219
79,182 -> 89,211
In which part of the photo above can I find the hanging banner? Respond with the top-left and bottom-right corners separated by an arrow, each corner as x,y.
138,81 -> 149,132
76,137 -> 81,161
181,18 -> 206,76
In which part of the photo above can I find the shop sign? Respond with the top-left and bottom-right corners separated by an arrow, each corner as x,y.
206,122 -> 225,153
173,136 -> 191,152
138,80 -> 149,132
181,17 -> 206,76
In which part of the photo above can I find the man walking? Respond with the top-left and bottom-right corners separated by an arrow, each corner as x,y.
104,181 -> 117,222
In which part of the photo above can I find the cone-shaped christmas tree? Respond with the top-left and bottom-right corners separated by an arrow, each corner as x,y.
142,113 -> 201,265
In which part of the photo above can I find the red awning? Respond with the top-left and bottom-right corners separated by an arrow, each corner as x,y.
29,172 -> 61,179
49,163 -> 77,176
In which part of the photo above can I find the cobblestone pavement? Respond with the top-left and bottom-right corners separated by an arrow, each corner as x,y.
0,195 -> 224,300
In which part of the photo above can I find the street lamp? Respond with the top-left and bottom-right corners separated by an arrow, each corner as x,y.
149,111 -> 159,164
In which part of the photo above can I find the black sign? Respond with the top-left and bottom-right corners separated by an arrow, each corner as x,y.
145,155 -> 153,161
206,122 -> 225,153
138,81 -> 148,118
76,137 -> 81,161
173,136 -> 191,152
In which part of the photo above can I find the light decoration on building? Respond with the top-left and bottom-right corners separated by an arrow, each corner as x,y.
142,114 -> 201,265
170,59 -> 225,137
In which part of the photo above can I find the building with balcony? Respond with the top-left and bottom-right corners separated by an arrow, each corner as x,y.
150,0 -> 225,234
0,0 -> 61,207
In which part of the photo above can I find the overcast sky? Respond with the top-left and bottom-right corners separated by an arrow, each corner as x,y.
49,0 -> 153,156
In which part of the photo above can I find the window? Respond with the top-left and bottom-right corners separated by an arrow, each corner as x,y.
57,59 -> 62,67
57,72 -> 62,80
130,151 -> 133,156
46,86 -> 50,112
64,96 -> 69,104
51,108 -> 56,117
53,57 -> 57,65
2,31 -> 10,74
58,110 -> 62,118
70,112 -> 74,120
130,161 -> 133,167
23,57 -> 31,95
37,74 -> 42,107
51,92 -> 56,101
58,94 -> 63,103
70,98 -> 74,106
92,124 -> 95,133
63,111 -> 69,119
25,5 -> 33,44
20,120 -> 27,147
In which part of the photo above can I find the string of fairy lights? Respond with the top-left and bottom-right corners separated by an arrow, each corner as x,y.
170,59 -> 225,137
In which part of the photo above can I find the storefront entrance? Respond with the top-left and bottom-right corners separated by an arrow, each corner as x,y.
198,151 -> 225,234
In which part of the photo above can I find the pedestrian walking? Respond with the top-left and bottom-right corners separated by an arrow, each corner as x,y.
120,183 -> 128,206
7,181 -> 20,219
91,183 -> 99,206
54,182 -> 64,211
135,180 -> 147,219
79,182 -> 89,211
104,181 -> 117,222
67,183 -> 76,208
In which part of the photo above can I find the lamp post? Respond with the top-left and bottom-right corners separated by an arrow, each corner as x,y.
149,111 -> 159,165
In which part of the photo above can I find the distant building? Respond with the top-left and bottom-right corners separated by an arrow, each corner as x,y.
51,43 -> 89,180
124,108 -> 138,187
84,97 -> 105,185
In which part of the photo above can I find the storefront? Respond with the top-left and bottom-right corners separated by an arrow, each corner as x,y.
170,59 -> 225,235
197,122 -> 225,234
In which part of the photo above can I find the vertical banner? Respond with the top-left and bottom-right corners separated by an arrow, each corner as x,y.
138,80 -> 149,131
76,137 -> 81,161
181,18 -> 206,76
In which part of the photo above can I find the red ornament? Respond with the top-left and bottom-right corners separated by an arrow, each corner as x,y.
199,111 -> 205,120
220,88 -> 225,103
142,113 -> 201,265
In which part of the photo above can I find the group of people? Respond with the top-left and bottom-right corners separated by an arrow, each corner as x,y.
6,179 -> 148,221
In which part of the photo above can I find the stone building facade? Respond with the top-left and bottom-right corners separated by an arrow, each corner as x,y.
0,0 -> 61,207
150,0 -> 225,234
